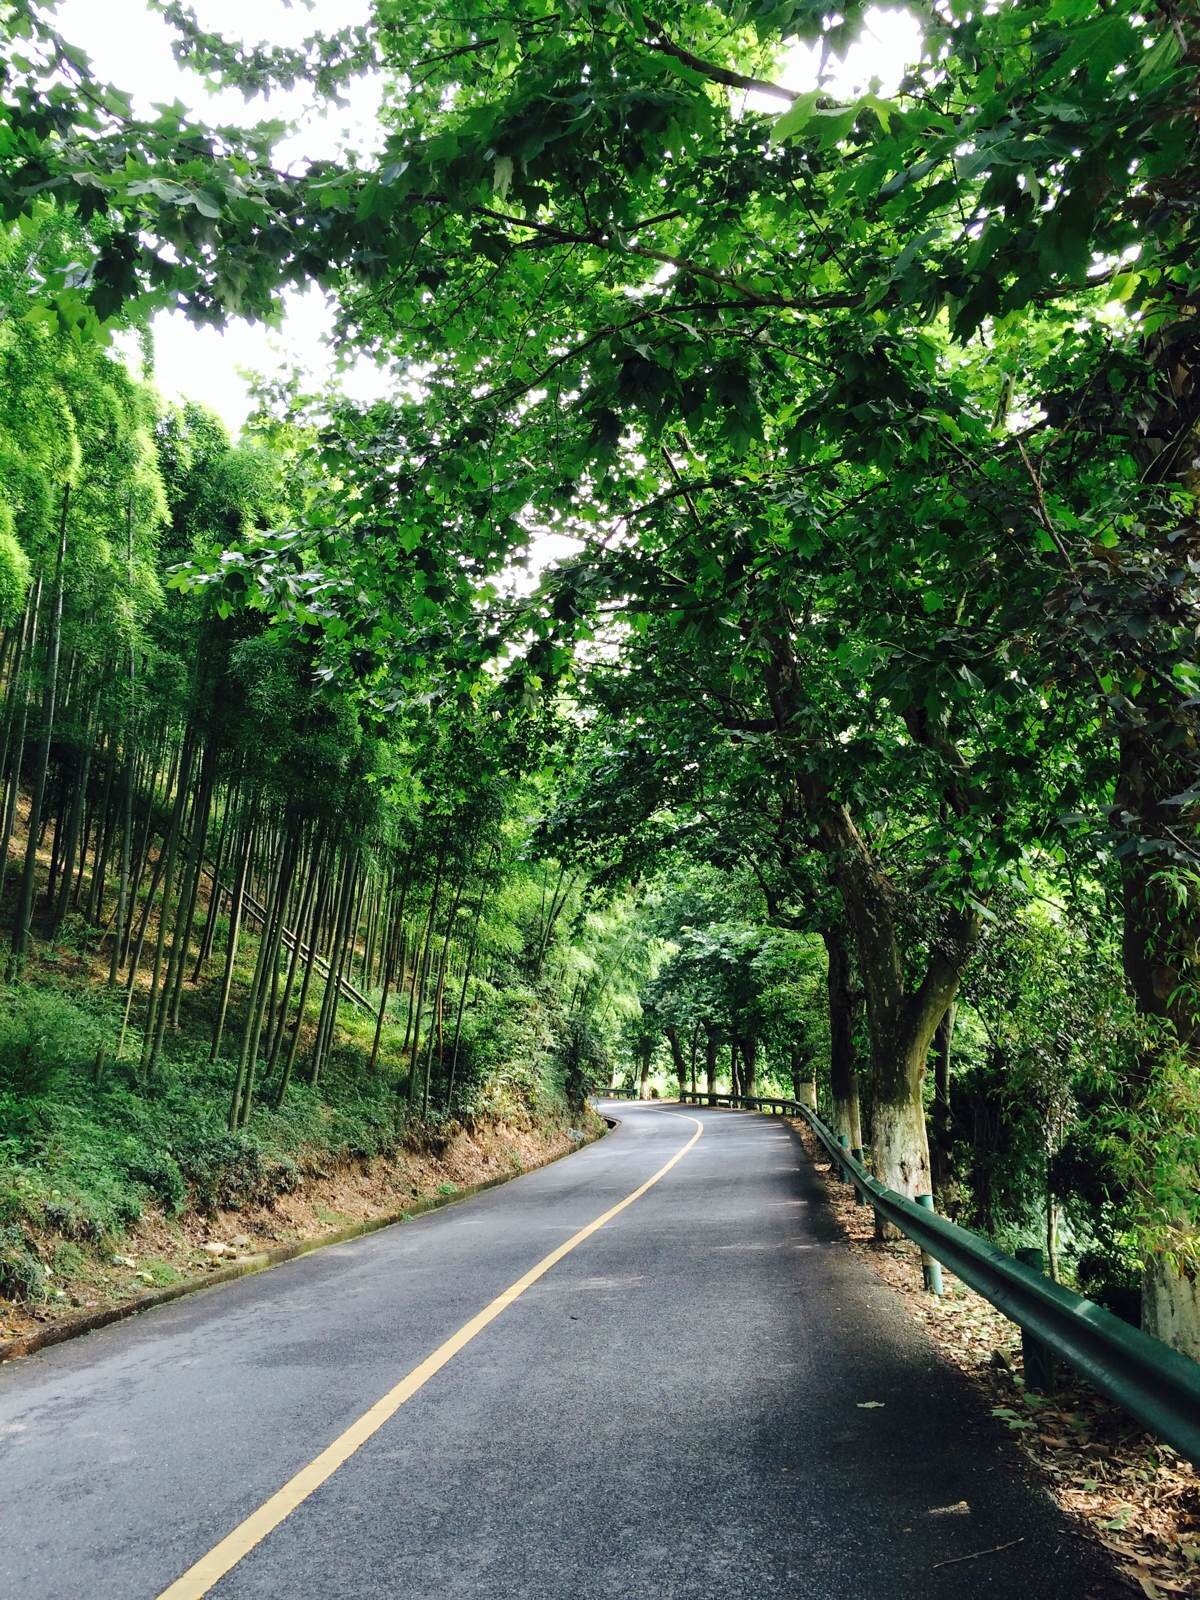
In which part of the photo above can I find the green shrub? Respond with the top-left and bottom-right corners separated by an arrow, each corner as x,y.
42,1197 -> 104,1242
178,1130 -> 302,1214
0,961 -> 576,1255
125,1149 -> 187,1215
0,1165 -> 44,1228
51,1241 -> 87,1277
0,986 -> 106,1096
452,983 -> 562,1114
1075,1247 -> 1142,1327
140,1259 -> 183,1286
555,1014 -> 608,1112
0,1224 -> 45,1302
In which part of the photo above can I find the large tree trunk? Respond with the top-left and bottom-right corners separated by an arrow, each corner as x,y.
930,1002 -> 955,1204
664,1024 -> 687,1097
1107,293 -> 1200,1355
824,925 -> 862,1149
760,630 -> 979,1227
738,1033 -> 757,1098
1116,711 -> 1200,1357
868,1011 -> 942,1208
1143,1266 -> 1200,1359
790,1041 -> 816,1109
703,1024 -> 718,1095
821,809 -> 979,1234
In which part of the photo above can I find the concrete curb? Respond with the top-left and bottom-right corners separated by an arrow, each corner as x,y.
0,1117 -> 611,1367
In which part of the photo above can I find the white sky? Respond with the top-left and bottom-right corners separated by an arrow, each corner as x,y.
56,0 -> 921,437
58,0 -> 390,433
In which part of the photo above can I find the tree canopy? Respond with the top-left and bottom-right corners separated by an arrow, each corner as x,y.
1,0 -> 1198,1356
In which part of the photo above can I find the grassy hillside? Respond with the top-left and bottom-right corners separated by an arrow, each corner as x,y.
0,854 -> 600,1320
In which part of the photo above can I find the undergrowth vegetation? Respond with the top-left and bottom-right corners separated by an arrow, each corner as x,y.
0,945 -> 618,1306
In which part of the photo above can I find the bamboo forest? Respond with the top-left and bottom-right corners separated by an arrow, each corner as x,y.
0,1 -> 1198,1592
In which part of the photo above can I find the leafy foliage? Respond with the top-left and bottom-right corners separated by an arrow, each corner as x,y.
1,0 -> 1198,1351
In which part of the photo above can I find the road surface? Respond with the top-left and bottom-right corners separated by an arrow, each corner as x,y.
0,1102 -> 1120,1598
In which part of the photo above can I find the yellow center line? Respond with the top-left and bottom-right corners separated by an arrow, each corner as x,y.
157,1109 -> 704,1599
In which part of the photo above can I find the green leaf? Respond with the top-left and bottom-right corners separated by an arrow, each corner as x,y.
771,91 -> 822,144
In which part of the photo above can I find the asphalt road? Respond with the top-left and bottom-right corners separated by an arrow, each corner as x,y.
0,1102 -> 1121,1599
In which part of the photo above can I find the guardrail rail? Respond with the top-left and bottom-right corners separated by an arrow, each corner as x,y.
678,1089 -> 1200,1468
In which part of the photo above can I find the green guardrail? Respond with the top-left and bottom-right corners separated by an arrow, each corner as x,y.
597,1086 -> 638,1099
679,1089 -> 1200,1469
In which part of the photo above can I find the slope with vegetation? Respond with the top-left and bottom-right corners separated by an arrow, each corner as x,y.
0,222 -> 637,1326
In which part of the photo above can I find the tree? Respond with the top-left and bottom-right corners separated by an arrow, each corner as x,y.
5,0 -> 1198,1351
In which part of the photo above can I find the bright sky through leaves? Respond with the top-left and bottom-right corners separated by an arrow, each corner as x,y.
55,0 -> 921,434
57,0 -> 390,431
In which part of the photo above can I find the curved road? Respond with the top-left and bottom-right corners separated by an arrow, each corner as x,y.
0,1102 -> 1119,1598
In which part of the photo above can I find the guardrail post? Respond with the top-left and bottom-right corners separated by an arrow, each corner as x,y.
851,1146 -> 866,1205
1014,1247 -> 1058,1392
915,1195 -> 944,1296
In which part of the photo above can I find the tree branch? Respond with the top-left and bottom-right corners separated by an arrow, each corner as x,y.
471,205 -> 859,312
644,20 -> 800,105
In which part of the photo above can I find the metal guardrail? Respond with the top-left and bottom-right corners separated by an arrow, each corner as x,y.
598,1086 -> 638,1099
679,1090 -> 1200,1468
679,1090 -> 797,1115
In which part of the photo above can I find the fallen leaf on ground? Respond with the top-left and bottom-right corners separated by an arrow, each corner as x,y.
790,1119 -> 1199,1600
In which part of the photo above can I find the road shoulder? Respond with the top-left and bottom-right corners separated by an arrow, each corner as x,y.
791,1115 -> 1197,1597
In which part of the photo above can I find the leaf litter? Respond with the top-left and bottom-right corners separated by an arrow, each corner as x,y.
791,1119 -> 1199,1598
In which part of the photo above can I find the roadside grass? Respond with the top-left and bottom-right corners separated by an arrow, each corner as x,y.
0,978 -> 413,1302
139,1259 -> 185,1287
0,961 -> 591,1311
